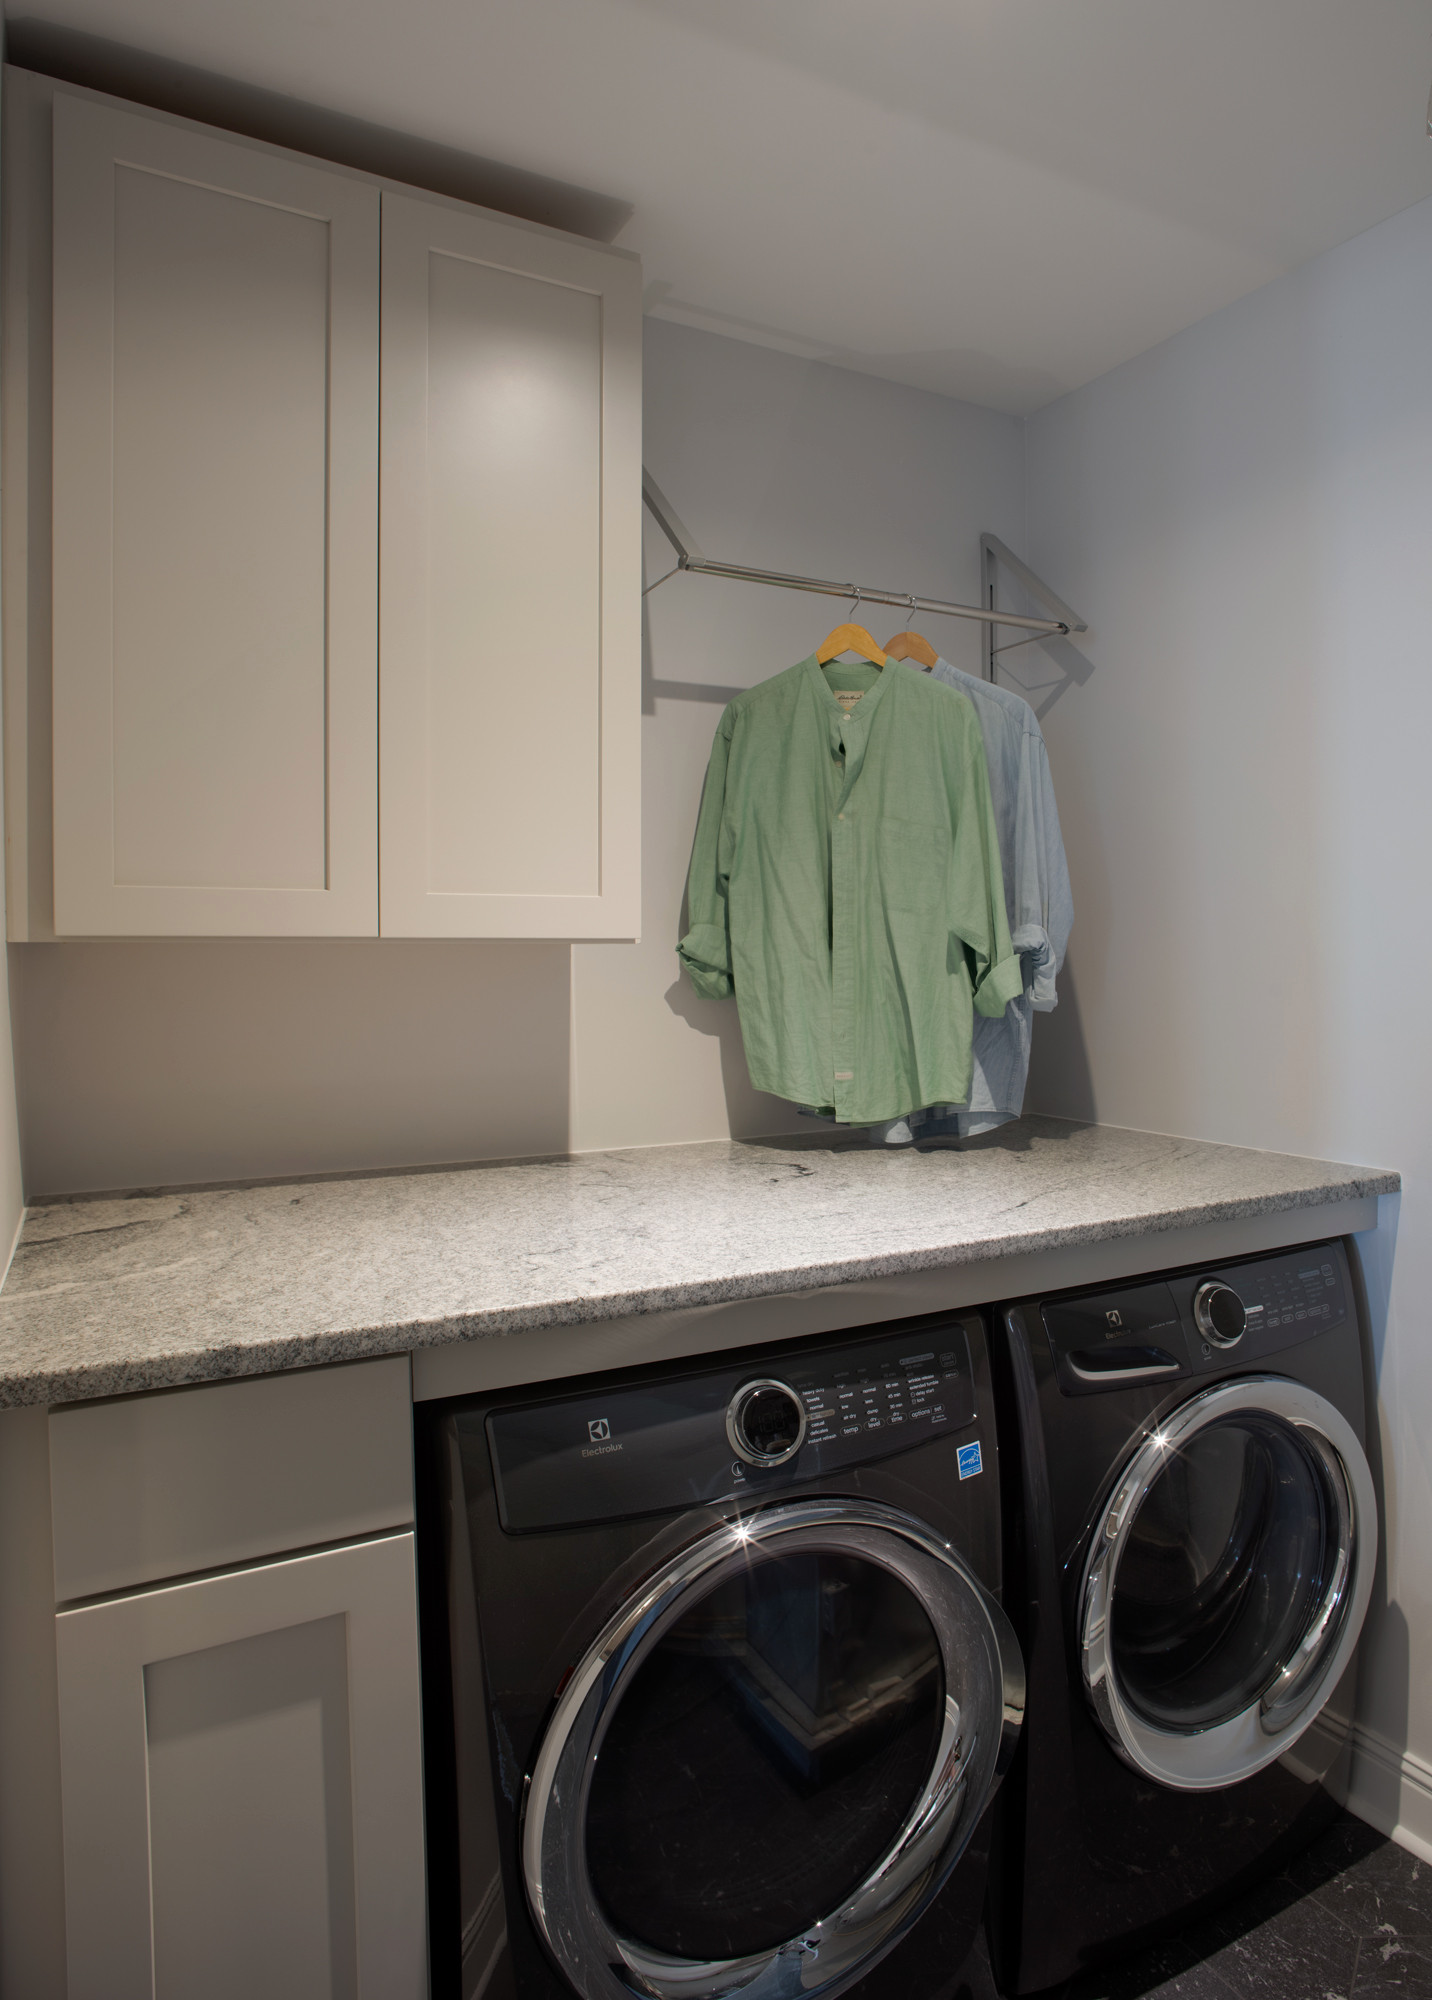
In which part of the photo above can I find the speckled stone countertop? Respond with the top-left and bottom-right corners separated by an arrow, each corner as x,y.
0,1117 -> 1397,1408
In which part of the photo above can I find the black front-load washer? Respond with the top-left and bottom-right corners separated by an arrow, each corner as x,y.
419,1311 -> 1023,2000
987,1238 -> 1378,1994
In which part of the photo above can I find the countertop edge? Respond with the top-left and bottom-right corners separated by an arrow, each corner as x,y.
2,1169 -> 1398,1412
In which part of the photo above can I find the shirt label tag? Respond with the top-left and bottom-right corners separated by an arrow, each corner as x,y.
833,690 -> 864,712
834,1071 -> 854,1080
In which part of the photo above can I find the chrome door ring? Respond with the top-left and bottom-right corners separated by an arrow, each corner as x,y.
1080,1375 -> 1375,1792
522,1496 -> 1024,2000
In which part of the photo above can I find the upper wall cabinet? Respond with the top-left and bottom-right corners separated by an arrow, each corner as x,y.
3,72 -> 642,940
380,195 -> 642,938
50,94 -> 380,936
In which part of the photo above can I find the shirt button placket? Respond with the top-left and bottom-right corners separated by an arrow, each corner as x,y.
832,807 -> 852,1117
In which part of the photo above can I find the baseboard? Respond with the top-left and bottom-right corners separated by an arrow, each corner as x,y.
1344,1722 -> 1432,1865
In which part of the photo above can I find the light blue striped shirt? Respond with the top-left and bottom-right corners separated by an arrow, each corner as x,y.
870,658 -> 1072,1141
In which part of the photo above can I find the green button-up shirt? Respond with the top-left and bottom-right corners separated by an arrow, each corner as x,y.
679,654 -> 1022,1124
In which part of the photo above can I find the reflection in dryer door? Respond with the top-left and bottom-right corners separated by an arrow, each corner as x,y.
1112,1416 -> 1334,1731
1080,1376 -> 1375,1791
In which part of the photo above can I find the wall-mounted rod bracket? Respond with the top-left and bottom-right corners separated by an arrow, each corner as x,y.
643,469 -> 1075,638
980,533 -> 1087,683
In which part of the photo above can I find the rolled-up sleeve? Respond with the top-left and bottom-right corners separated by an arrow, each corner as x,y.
677,711 -> 736,999
972,939 -> 1025,1017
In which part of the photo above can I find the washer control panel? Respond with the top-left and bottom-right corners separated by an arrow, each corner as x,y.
486,1322 -> 978,1532
1041,1241 -> 1352,1397
1239,1252 -> 1346,1339
815,1343 -> 969,1446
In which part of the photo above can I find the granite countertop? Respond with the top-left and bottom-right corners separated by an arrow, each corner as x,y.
0,1117 -> 1397,1409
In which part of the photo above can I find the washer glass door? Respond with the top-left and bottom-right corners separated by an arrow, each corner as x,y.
1081,1377 -> 1376,1791
523,1499 -> 1023,2000
588,1546 -> 941,1958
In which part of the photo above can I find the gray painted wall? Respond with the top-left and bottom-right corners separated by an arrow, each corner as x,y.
1025,188 -> 1432,1854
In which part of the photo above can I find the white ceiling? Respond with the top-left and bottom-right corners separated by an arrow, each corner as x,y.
13,0 -> 1432,412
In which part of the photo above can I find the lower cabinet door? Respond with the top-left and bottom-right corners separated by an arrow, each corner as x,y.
54,1533 -> 427,2000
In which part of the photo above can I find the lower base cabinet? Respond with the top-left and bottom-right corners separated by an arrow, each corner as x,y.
54,1533 -> 428,2000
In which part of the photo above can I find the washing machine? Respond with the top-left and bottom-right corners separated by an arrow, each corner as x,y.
986,1237 -> 1378,1994
418,1311 -> 1024,2000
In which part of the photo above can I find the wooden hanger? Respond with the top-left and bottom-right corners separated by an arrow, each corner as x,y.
883,629 -> 938,671
816,622 -> 886,667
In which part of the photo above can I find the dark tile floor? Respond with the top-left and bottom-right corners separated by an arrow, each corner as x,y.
966,1815 -> 1432,2000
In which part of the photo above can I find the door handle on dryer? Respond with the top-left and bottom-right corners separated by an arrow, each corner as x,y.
1065,1347 -> 1182,1386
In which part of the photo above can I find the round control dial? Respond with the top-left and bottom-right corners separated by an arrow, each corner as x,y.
1193,1282 -> 1248,1348
726,1379 -> 808,1467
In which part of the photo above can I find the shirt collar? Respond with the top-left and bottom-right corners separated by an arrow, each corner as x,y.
801,652 -> 895,729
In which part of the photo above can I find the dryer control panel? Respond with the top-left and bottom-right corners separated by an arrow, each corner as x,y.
1041,1241 -> 1352,1397
486,1321 -> 979,1532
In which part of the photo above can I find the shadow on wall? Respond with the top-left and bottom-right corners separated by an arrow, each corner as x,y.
988,565 -> 1097,723
661,972 -> 805,1140
1004,632 -> 1097,722
664,869 -> 809,1143
1351,1593 -> 1414,1837
1023,951 -> 1097,1125
640,548 -> 743,715
5,18 -> 634,242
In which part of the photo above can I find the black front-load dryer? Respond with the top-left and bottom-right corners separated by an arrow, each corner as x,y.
987,1238 -> 1378,1994
419,1312 -> 1023,2000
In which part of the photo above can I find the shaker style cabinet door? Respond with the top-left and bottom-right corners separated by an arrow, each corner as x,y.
54,1534 -> 428,2000
50,93 -> 380,935
378,191 -> 641,937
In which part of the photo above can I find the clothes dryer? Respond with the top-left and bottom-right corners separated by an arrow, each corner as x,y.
987,1239 -> 1377,1994
419,1313 -> 1023,2000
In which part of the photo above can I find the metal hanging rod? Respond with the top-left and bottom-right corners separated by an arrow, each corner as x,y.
642,470 -> 1085,639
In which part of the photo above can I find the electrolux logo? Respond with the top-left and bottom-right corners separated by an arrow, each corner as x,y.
581,1416 -> 622,1460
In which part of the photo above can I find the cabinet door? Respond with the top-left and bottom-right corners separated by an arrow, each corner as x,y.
379,191 -> 641,937
54,1534 -> 427,2000
51,93 -> 380,936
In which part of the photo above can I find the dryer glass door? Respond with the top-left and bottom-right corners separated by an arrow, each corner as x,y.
523,1498 -> 1023,2000
1081,1377 -> 1376,1791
